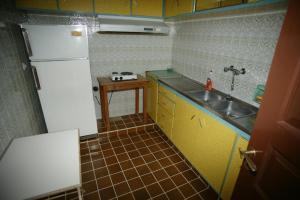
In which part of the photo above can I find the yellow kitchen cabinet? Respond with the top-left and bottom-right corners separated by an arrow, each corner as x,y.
220,0 -> 243,7
173,95 -> 237,192
157,105 -> 174,138
157,84 -> 176,139
194,109 -> 237,192
165,0 -> 194,17
95,0 -> 131,15
221,136 -> 249,200
146,75 -> 158,122
196,0 -> 220,11
16,0 -> 57,10
59,0 -> 93,13
132,0 -> 163,17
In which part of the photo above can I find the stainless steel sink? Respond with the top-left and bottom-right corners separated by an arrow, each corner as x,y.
186,90 -> 222,104
160,77 -> 202,92
212,100 -> 255,118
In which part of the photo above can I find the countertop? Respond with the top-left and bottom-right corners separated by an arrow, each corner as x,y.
147,70 -> 258,139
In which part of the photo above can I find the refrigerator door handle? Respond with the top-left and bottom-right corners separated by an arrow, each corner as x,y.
21,28 -> 33,57
31,66 -> 41,90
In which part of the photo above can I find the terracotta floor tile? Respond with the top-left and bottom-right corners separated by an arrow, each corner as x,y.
114,182 -> 131,196
133,187 -> 150,200
128,177 -> 144,191
123,168 -> 139,180
94,167 -> 109,178
172,173 -> 188,186
117,193 -> 135,200
153,169 -> 168,181
141,173 -> 157,186
166,188 -> 185,200
179,183 -> 197,198
191,178 -> 208,192
120,160 -> 134,171
99,186 -> 116,200
96,175 -> 112,189
111,172 -> 126,184
82,171 -> 95,183
136,164 -> 151,176
159,178 -> 176,192
83,191 -> 100,200
107,163 -> 122,174
82,180 -> 97,194
147,183 -> 164,197
200,187 -> 219,200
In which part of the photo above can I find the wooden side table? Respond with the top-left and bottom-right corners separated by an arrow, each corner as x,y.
97,75 -> 149,131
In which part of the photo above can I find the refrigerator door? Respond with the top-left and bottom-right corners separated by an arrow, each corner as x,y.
22,25 -> 89,61
32,59 -> 97,136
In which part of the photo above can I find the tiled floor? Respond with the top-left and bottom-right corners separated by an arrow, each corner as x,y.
41,114 -> 219,200
97,114 -> 154,132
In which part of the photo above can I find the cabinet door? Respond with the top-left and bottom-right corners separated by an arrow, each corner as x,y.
132,0 -> 163,17
16,0 -> 57,10
196,0 -> 220,11
147,76 -> 158,122
193,110 -> 236,192
95,0 -> 130,15
172,97 -> 201,161
221,137 -> 248,200
59,0 -> 93,13
165,0 -> 193,17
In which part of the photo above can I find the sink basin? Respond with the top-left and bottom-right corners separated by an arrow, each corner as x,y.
212,100 -> 255,118
186,90 -> 222,104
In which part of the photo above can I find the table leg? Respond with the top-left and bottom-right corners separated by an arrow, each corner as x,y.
102,88 -> 110,131
143,86 -> 148,123
77,187 -> 82,200
99,86 -> 105,129
135,88 -> 139,114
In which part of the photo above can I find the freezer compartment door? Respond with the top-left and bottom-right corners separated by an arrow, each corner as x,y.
32,60 -> 97,136
22,25 -> 89,60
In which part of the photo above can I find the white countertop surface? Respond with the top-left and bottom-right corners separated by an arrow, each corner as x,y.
0,129 -> 81,200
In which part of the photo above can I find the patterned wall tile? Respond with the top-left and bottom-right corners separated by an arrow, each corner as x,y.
171,12 -> 285,106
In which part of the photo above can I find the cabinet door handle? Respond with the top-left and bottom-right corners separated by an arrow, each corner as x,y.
190,115 -> 195,120
198,118 -> 202,128
31,66 -> 41,90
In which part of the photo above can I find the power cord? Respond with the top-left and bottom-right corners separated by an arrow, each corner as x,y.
94,92 -> 113,105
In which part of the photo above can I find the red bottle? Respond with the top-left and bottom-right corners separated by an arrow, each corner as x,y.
205,78 -> 213,91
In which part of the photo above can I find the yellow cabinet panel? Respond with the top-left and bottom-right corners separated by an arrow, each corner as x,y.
147,76 -> 158,122
221,137 -> 248,200
158,94 -> 175,115
158,85 -> 176,102
157,105 -> 174,138
172,96 -> 201,161
196,0 -> 220,11
132,0 -> 163,17
165,0 -> 193,17
193,109 -> 236,192
16,0 -> 57,10
59,0 -> 93,12
95,0 -> 130,15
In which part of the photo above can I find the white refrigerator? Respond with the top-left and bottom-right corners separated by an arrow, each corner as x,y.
21,25 -> 97,136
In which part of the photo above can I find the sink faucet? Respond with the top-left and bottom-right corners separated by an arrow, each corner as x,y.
224,65 -> 246,100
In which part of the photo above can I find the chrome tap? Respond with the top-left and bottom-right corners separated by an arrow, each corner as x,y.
224,66 -> 246,99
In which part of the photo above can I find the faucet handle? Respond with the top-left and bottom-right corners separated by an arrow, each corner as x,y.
241,68 -> 246,74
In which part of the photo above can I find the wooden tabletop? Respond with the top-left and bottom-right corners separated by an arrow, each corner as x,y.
97,74 -> 148,91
